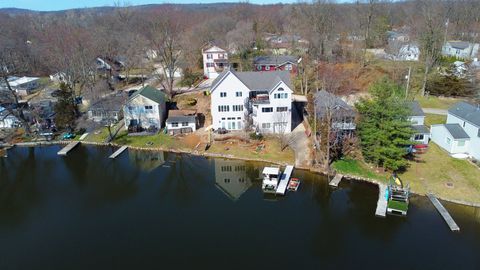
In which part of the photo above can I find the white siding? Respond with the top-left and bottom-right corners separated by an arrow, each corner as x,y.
202,46 -> 228,79
431,124 -> 470,154
447,113 -> 480,159
254,82 -> 292,133
123,95 -> 165,129
166,121 -> 196,132
211,73 -> 250,131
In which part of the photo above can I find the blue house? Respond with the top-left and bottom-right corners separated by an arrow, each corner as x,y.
431,102 -> 480,159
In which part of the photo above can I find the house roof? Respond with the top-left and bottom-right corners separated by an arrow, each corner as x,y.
211,69 -> 292,92
89,93 -> 126,111
253,55 -> 299,66
166,115 -> 196,123
447,41 -> 470,50
8,76 -> 39,87
411,125 -> 430,134
408,101 -> 425,117
444,123 -> 470,139
263,167 -> 279,175
203,45 -> 226,53
314,90 -> 355,118
168,109 -> 196,117
130,85 -> 166,104
448,101 -> 480,127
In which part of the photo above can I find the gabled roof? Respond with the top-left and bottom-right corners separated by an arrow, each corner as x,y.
411,125 -> 430,134
203,45 -> 226,53
444,123 -> 470,139
129,85 -> 166,104
314,90 -> 355,118
253,55 -> 299,66
166,115 -> 196,123
89,93 -> 126,111
408,101 -> 425,117
447,41 -> 470,50
211,69 -> 292,93
448,101 -> 480,127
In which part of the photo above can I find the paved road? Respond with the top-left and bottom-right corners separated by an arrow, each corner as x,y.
423,108 -> 448,115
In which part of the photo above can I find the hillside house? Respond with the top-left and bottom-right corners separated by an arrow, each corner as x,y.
210,69 -> 293,134
314,90 -> 356,133
442,41 -> 479,59
431,102 -> 480,159
0,106 -> 20,128
123,86 -> 166,132
202,45 -> 229,79
88,93 -> 126,124
253,55 -> 300,74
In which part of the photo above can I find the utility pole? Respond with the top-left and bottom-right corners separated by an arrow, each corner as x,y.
405,66 -> 412,99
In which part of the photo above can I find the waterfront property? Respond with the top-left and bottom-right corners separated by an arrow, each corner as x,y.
408,101 -> 430,145
210,69 -> 293,133
430,101 -> 480,159
87,93 -> 126,124
165,110 -> 197,135
314,90 -> 356,133
123,86 -> 167,132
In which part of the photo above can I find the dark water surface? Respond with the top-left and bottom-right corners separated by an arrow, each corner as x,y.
0,145 -> 480,270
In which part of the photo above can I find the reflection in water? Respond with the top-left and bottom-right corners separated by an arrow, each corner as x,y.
214,159 -> 251,201
128,150 -> 165,172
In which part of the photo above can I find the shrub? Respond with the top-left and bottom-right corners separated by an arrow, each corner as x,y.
249,132 -> 263,140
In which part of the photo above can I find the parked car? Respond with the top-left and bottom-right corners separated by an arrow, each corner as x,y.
62,132 -> 75,140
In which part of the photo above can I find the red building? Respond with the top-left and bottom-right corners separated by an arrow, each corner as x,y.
253,55 -> 300,74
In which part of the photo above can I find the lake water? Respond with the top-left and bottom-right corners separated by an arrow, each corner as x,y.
0,145 -> 480,269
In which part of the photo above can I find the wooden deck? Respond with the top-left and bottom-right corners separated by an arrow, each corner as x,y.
375,184 -> 387,218
57,141 -> 80,156
276,165 -> 294,195
427,193 -> 460,232
109,146 -> 128,159
329,174 -> 343,187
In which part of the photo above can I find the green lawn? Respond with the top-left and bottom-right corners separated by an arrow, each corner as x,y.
84,127 -> 112,143
424,114 -> 447,127
113,131 -> 186,150
332,158 -> 387,181
400,143 -> 480,204
416,96 -> 464,110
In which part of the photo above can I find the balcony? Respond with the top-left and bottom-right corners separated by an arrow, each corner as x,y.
249,91 -> 270,104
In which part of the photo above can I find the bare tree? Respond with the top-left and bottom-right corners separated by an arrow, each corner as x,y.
273,111 -> 292,151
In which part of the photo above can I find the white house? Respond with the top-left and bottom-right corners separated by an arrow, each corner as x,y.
1,76 -> 40,96
202,46 -> 229,79
431,102 -> 480,159
210,69 -> 293,134
0,106 -> 20,128
408,101 -> 430,145
442,41 -> 479,59
397,44 -> 420,61
166,110 -> 197,135
123,85 -> 167,132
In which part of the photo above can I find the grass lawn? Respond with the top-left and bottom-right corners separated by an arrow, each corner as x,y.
415,96 -> 464,110
84,127 -> 112,143
400,143 -> 480,204
113,131 -> 187,150
206,137 -> 295,164
424,114 -> 447,127
332,158 -> 387,181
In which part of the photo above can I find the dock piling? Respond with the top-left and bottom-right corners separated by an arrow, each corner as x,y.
427,193 -> 460,232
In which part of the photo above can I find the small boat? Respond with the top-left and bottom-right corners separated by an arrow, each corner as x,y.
287,177 -> 300,191
262,167 -> 281,193
386,173 -> 410,216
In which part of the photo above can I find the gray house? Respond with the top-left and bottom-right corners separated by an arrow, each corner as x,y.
442,41 -> 479,60
314,90 -> 356,132
123,86 -> 167,132
431,102 -> 480,159
408,101 -> 430,145
87,93 -> 126,124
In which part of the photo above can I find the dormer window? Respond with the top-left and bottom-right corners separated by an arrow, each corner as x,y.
278,87 -> 284,91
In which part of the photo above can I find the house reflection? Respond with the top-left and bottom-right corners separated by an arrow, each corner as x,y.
128,150 -> 165,172
214,159 -> 251,201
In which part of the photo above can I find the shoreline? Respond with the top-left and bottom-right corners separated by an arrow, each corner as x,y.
5,140 -> 480,208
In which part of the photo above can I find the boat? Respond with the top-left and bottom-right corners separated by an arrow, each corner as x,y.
287,177 -> 300,191
262,167 -> 281,193
386,173 -> 410,216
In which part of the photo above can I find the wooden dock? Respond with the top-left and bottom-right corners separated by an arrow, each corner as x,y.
427,193 -> 460,232
57,141 -> 80,156
276,165 -> 294,195
79,133 -> 89,141
375,184 -> 387,217
109,146 -> 128,159
329,174 -> 343,187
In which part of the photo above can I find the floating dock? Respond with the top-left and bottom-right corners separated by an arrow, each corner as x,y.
276,165 -> 294,195
57,141 -> 80,156
427,193 -> 460,232
329,174 -> 343,187
375,184 -> 387,217
109,146 -> 128,159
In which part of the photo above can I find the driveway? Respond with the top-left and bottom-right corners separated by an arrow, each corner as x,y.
288,123 -> 312,168
423,108 -> 448,115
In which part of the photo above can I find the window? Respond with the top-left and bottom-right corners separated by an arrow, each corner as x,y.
274,93 -> 288,99
236,91 -> 242,97
458,140 -> 465,147
172,122 -> 179,127
262,107 -> 273,113
478,128 -> 480,138
206,63 -> 214,68
266,65 -> 270,71
463,121 -> 466,128
145,105 -> 153,110
218,105 -> 229,112
262,123 -> 271,129
277,87 -> 284,91
218,53 -> 224,59
220,92 -> 227,97
224,178 -> 230,183
285,64 -> 292,71
207,53 -> 212,59
414,134 -> 424,141
221,166 -> 232,172
257,65 -> 262,71
233,105 -> 244,112
446,137 -> 451,145
277,107 -> 288,112
182,122 -> 188,127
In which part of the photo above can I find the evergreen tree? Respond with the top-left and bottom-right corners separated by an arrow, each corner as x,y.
355,78 -> 413,171
54,83 -> 77,130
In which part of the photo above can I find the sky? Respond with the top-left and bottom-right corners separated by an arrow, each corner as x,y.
0,0 -> 310,11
